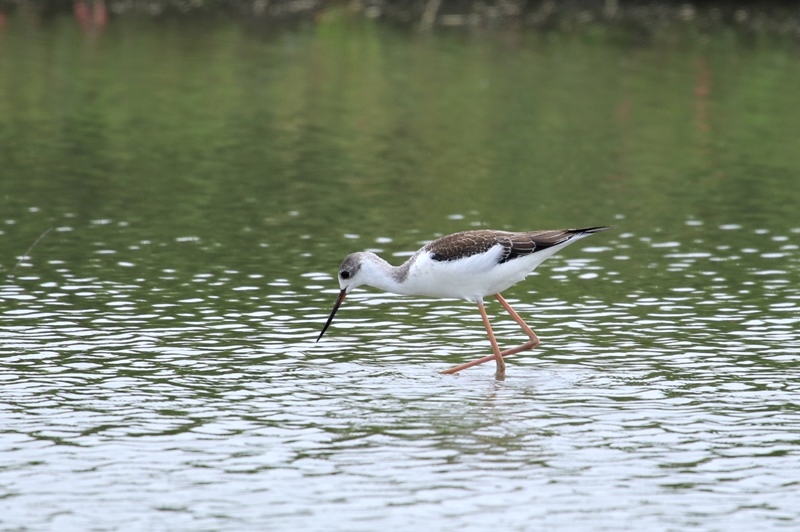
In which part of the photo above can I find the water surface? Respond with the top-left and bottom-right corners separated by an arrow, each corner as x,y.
2,5 -> 800,530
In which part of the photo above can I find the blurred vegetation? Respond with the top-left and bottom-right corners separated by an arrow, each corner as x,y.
2,0 -> 800,39
1,0 -> 799,283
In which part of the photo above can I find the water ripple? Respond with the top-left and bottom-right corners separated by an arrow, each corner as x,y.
2,227 -> 800,530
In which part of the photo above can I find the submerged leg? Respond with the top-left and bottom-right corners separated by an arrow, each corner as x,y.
440,299 -> 505,378
494,293 -> 540,352
479,299 -> 506,379
440,293 -> 539,375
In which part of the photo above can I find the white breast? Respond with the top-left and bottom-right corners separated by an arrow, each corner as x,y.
396,239 -> 580,301
394,246 -> 514,301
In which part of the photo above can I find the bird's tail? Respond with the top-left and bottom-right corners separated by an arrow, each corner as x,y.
570,226 -> 611,235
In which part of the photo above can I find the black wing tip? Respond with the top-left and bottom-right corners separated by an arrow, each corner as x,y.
573,225 -> 612,234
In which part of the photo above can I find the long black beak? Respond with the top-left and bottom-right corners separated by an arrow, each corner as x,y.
317,289 -> 347,342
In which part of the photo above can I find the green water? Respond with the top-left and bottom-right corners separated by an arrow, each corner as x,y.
2,5 -> 800,530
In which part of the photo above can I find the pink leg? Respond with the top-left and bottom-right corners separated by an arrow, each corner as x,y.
440,293 -> 540,375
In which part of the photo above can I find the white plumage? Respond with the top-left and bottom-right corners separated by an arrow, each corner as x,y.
317,226 -> 609,378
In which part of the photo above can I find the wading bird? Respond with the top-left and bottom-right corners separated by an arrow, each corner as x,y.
317,226 -> 609,378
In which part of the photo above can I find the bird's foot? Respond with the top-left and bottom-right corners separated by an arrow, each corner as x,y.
439,339 -> 538,375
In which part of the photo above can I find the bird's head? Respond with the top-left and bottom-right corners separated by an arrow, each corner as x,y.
316,252 -> 372,342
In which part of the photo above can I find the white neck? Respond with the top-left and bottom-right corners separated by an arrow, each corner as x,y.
358,253 -> 411,294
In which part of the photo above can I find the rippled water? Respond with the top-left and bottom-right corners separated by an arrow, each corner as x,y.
3,219 -> 800,529
3,3 -> 800,530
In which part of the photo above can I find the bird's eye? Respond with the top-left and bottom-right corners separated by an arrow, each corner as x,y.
340,270 -> 350,280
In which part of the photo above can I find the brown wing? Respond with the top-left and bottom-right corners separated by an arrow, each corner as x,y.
425,230 -> 503,262
426,227 -> 609,264
499,230 -> 574,263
